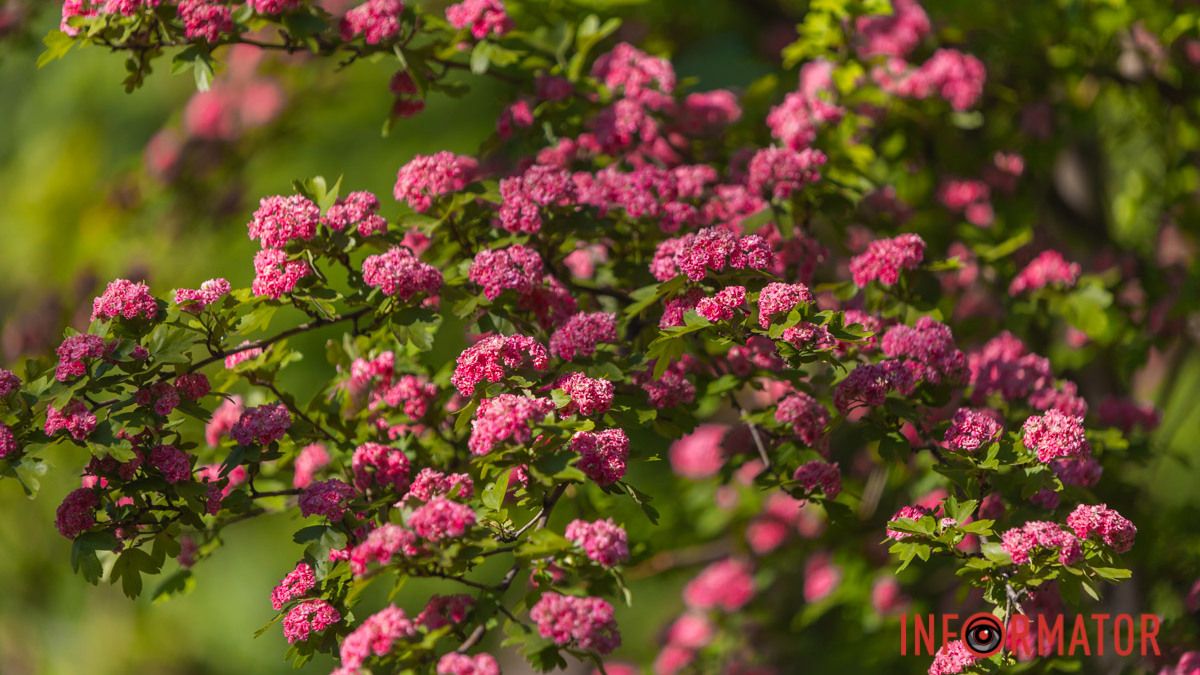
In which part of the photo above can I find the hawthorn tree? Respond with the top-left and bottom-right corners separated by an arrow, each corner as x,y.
3,0 -> 1200,673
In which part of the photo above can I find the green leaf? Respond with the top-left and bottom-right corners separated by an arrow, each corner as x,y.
481,471 -> 512,511
152,570 -> 196,604
38,30 -> 75,69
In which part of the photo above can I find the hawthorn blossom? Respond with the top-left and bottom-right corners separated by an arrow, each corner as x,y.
293,444 -> 331,489
775,392 -> 829,446
340,0 -> 403,44
45,401 -> 97,442
886,505 -> 931,540
1001,521 -> 1082,565
683,558 -> 755,611
299,479 -> 355,520
323,191 -> 388,236
1021,410 -> 1089,463
348,524 -> 418,575
55,488 -> 98,538
247,194 -> 320,248
530,593 -> 621,654
746,146 -> 826,200
445,0 -> 511,39
178,0 -> 234,42
469,245 -> 544,300
174,278 -> 230,310
451,334 -> 549,397
943,407 -> 1003,452
336,605 -> 416,671
572,428 -> 630,485
437,653 -> 500,675
362,247 -> 443,300
352,442 -> 411,493
468,394 -> 554,455
393,151 -> 478,212
757,282 -> 814,328
792,460 -> 841,499
91,278 -> 158,322
549,312 -> 618,361
1066,504 -> 1136,553
230,403 -> 291,446
1009,249 -> 1081,295
556,372 -> 615,416
928,640 -> 977,675
668,424 -> 727,478
149,444 -> 191,483
565,518 -> 629,567
498,164 -> 576,233
880,316 -> 968,385
696,286 -> 747,322
855,0 -> 930,58
271,562 -> 316,611
408,497 -> 476,541
251,248 -> 311,298
591,42 -> 675,109
283,599 -> 340,644
403,468 -> 474,502
849,233 -> 926,287
418,594 -> 475,630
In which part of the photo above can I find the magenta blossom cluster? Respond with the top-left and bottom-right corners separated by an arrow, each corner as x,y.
1009,249 -> 1081,295
1066,504 -> 1136,553
445,0 -> 511,39
565,518 -> 630,567
450,334 -> 549,397
651,227 -> 774,282
1001,521 -> 1083,566
849,233 -> 926,287
1021,410 -> 1089,463
792,460 -> 842,498
530,592 -> 621,654
943,407 -> 1003,452
556,372 -> 614,416
571,428 -> 630,485
468,394 -> 554,455
393,151 -> 478,212
362,247 -> 443,300
91,278 -> 159,322
549,312 -> 618,360
340,0 -> 404,45
174,277 -> 231,311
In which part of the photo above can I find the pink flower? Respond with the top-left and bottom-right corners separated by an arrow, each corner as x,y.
252,248 -> 311,298
766,60 -> 844,150
178,0 -> 234,42
468,394 -> 554,455
573,428 -> 630,486
271,562 -> 316,610
637,358 -> 696,409
1022,410 -> 1089,463
756,282 -> 814,328
206,396 -> 243,446
174,278 -> 231,310
340,0 -> 403,44
282,599 -> 340,644
928,640 -> 978,675
1066,504 -> 1136,554
497,98 -> 535,138
91,278 -> 158,322
394,151 -> 477,212
792,461 -> 841,498
556,372 -> 615,416
669,424 -> 727,479
247,195 -> 320,249
437,652 -> 500,675
299,479 -> 356,520
1009,249 -> 1081,295
530,593 -> 621,654
55,334 -> 107,382
782,322 -> 836,351
349,524 -> 418,575
352,442 -> 411,493
1001,521 -> 1082,566
336,605 -> 416,671
174,373 -> 210,400
403,468 -> 474,503
871,577 -> 908,615
549,312 -> 618,361
855,0 -> 930,58
565,518 -> 629,567
413,594 -> 474,631
45,400 -> 97,442
875,49 -> 987,111
666,613 -> 714,650
55,488 -> 98,538
849,233 -> 926,287
943,407 -> 1003,452
651,228 -> 775,282
886,505 -> 931,540
150,444 -> 191,483
323,191 -> 388,236
591,42 -> 675,110
0,424 -> 17,459
362,247 -> 443,300
451,334 -> 549,397
696,286 -> 747,322
833,360 -> 913,414
247,0 -> 300,14
230,403 -> 291,446
684,558 -> 755,611
747,147 -> 826,199
60,0 -> 97,36
0,368 -> 21,398
677,89 -> 742,135
445,0 -> 511,39
409,497 -> 476,541
803,551 -> 842,602
881,316 -> 968,385
469,244 -> 544,300
498,164 -> 576,233
293,444 -> 331,489
968,331 -> 1054,402
775,392 -> 829,446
